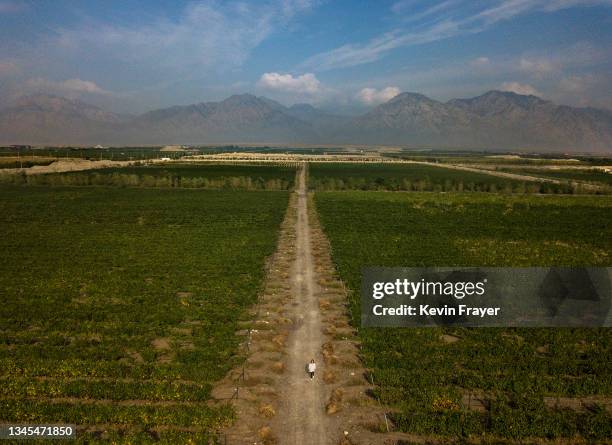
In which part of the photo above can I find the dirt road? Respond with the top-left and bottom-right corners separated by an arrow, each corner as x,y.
214,163 -> 378,444
272,164 -> 329,444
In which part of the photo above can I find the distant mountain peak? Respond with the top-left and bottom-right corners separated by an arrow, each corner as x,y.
482,89 -> 535,98
447,90 -> 553,119
221,93 -> 264,106
389,92 -> 434,104
459,90 -> 549,105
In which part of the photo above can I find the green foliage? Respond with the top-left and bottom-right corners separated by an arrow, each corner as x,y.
308,163 -> 580,193
0,185 -> 288,436
0,147 -> 165,161
315,191 -> 612,440
498,167 -> 612,186
0,163 -> 296,190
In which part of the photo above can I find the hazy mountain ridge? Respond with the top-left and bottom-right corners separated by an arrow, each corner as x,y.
343,92 -> 483,146
447,91 -> 612,150
1,91 -> 610,152
126,94 -> 313,144
0,94 -> 125,145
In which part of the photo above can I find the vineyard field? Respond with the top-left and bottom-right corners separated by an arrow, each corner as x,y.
83,163 -> 298,180
315,191 -> 612,441
0,185 -> 289,442
1,163 -> 297,190
308,163 -> 574,193
497,167 -> 612,186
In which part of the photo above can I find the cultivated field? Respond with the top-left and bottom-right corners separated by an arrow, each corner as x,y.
0,185 -> 289,442
0,163 -> 296,190
496,167 -> 612,187
308,163 -> 582,194
1,153 -> 611,444
315,190 -> 612,442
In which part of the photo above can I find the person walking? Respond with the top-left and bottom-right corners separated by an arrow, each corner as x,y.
308,359 -> 316,379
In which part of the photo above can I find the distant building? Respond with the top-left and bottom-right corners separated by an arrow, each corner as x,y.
160,157 -> 172,161
9,145 -> 32,150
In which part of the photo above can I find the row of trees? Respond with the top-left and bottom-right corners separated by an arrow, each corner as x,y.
0,172 -> 292,190
309,177 -> 608,194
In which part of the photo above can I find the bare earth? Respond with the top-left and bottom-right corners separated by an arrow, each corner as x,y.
0,158 -> 136,175
212,164 -> 389,444
270,165 -> 329,444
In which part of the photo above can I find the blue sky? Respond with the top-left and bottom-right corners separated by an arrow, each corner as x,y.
0,0 -> 610,113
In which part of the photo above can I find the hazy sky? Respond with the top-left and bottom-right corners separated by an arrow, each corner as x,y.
0,0 -> 611,113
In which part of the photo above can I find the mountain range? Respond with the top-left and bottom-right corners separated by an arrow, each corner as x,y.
1,90 -> 611,152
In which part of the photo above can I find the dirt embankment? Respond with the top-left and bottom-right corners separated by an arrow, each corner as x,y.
0,158 -> 137,175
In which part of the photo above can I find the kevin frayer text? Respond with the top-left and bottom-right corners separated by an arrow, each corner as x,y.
371,279 -> 501,318
372,304 -> 500,317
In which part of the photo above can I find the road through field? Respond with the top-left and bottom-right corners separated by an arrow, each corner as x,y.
419,161 -> 606,191
273,164 -> 329,444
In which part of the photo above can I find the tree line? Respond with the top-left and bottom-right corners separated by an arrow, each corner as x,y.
0,172 -> 292,190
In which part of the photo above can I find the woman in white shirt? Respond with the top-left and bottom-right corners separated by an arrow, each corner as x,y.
308,359 -> 316,379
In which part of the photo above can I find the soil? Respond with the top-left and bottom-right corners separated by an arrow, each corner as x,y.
212,165 -> 387,444
269,163 -> 328,444
0,158 -> 136,175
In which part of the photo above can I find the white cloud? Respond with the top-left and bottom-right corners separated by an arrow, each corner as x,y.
519,58 -> 555,76
500,81 -> 541,96
558,75 -> 591,93
59,79 -> 110,94
541,0 -> 612,12
301,20 -> 461,71
392,0 -> 462,22
517,43 -> 607,80
24,78 -> 113,97
258,72 -> 321,94
301,0 -> 612,71
356,86 -> 401,105
7,0 -> 316,94
472,56 -> 490,67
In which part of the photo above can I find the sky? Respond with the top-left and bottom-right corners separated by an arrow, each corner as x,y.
0,0 -> 610,114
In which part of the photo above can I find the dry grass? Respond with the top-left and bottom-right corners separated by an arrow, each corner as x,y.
151,338 -> 171,350
258,425 -> 277,444
271,334 -> 286,347
323,369 -> 337,384
326,388 -> 344,414
259,403 -> 276,418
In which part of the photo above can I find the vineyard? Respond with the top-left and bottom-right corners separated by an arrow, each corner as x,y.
0,185 -> 289,442
496,167 -> 612,187
308,163 -> 578,194
0,163 -> 296,190
314,191 -> 612,441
